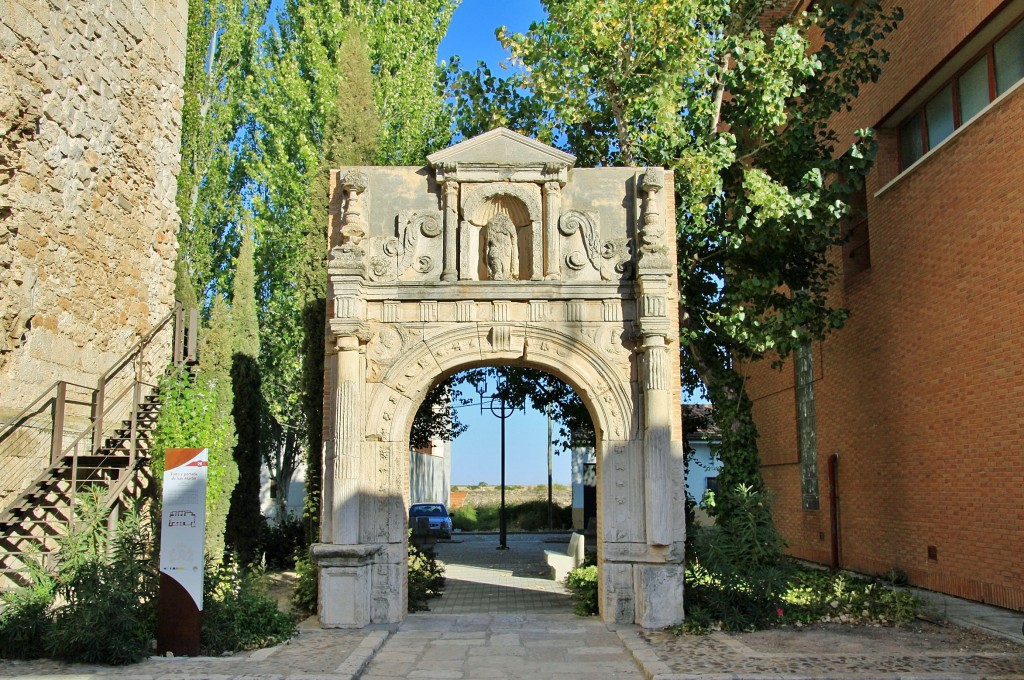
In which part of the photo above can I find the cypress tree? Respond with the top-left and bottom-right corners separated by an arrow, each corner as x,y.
226,229 -> 266,565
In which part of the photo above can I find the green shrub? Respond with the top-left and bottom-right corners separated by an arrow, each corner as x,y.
408,542 -> 445,612
565,565 -> 598,616
0,563 -> 54,660
201,559 -> 297,655
451,501 -> 571,532
451,504 -> 478,531
290,551 -> 319,615
46,498 -> 159,665
507,500 -> 572,531
1,489 -> 298,664
780,568 -> 922,625
255,515 -> 306,569
685,484 -> 792,632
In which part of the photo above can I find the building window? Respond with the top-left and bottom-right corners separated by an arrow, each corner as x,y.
705,476 -> 719,494
898,15 -> 1024,170
795,343 -> 819,510
841,183 -> 870,279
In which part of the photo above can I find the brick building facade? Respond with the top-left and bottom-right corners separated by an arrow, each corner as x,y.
747,0 -> 1024,610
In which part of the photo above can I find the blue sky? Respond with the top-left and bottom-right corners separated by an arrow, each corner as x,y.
438,1 -> 564,487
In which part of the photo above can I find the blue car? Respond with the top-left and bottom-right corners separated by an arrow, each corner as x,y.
409,503 -> 452,539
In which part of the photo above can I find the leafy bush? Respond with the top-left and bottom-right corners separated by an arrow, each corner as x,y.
255,515 -> 306,569
780,568 -> 922,626
451,504 -> 479,531
201,559 -> 297,655
290,551 -> 319,615
0,563 -> 54,660
685,484 -> 792,632
408,541 -> 445,612
0,489 -> 297,664
451,501 -> 571,532
565,565 -> 598,616
46,494 -> 159,665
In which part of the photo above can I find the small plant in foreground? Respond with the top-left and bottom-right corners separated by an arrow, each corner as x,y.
779,568 -> 922,626
0,557 -> 55,660
685,484 -> 792,631
290,551 -> 319,615
565,565 -> 598,616
201,558 -> 297,655
408,541 -> 445,612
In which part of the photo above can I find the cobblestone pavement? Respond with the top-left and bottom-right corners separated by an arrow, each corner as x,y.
626,620 -> 1024,679
360,613 -> 642,680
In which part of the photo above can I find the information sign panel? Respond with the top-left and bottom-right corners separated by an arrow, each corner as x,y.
159,447 -> 207,610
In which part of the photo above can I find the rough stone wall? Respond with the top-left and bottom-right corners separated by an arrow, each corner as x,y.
0,1 -> 187,416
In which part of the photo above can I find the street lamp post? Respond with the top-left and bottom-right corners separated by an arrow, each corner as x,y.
477,378 -> 513,550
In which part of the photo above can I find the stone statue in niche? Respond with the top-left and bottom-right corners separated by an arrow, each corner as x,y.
485,214 -> 518,280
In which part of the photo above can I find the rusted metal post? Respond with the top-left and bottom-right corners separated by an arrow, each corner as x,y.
92,376 -> 105,453
51,382 -> 67,466
187,306 -> 198,363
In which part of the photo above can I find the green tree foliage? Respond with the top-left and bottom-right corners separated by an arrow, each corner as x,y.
176,0 -> 268,303
456,367 -> 593,449
242,1 -> 457,543
151,295 -> 238,558
448,0 -> 900,521
350,0 -> 459,164
226,229 -> 267,565
409,380 -> 468,451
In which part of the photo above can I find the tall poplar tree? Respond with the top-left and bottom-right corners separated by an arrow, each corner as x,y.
243,0 -> 458,539
448,0 -> 900,520
176,0 -> 268,303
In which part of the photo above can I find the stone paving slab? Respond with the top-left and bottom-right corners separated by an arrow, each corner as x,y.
426,534 -> 573,616
359,613 -> 643,680
0,625 -> 388,680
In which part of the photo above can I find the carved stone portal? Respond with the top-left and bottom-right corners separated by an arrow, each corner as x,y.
317,128 -> 685,629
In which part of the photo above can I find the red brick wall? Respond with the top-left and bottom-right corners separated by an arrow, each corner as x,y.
748,1 -> 1024,610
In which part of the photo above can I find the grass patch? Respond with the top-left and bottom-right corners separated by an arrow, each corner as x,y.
451,500 -> 572,532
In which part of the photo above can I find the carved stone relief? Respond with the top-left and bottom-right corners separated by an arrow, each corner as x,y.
369,210 -> 443,282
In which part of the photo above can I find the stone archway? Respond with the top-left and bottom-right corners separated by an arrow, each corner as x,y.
313,128 -> 685,629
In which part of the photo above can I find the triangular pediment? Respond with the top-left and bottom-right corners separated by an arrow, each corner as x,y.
427,128 -> 575,183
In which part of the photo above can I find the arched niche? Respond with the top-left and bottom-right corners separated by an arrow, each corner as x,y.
460,183 -> 543,281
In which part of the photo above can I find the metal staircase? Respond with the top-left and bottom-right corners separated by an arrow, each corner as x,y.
0,304 -> 196,587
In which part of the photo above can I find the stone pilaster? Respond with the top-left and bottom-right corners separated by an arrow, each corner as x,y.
543,181 -> 561,279
441,179 -> 458,281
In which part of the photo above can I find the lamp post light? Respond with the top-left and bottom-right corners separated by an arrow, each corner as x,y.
477,377 -> 513,550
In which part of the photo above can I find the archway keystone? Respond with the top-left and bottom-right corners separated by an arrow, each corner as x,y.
315,128 -> 685,629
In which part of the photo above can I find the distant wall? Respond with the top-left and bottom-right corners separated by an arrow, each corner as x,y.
0,1 -> 188,416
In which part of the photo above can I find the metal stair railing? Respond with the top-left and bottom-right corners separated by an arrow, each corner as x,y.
0,302 -> 198,586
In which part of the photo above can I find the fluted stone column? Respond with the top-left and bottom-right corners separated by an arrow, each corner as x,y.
330,334 -> 363,545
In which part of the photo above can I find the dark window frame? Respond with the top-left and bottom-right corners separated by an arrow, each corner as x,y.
898,14 -> 1024,170
841,182 -> 870,280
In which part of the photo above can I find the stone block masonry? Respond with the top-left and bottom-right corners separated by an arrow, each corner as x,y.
0,1 -> 188,506
0,0 -> 188,411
